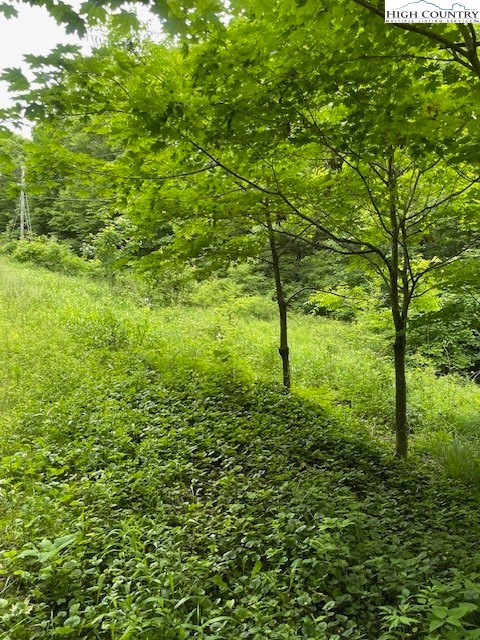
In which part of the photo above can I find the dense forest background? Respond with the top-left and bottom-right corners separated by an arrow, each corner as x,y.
1,1 -> 480,638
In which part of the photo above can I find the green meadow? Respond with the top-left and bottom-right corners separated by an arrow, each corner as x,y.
1,258 -> 480,639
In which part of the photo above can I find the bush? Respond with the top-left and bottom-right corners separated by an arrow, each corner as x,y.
409,294 -> 480,377
0,238 -> 93,275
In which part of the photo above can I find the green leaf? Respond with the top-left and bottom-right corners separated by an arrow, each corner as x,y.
212,575 -> 228,590
447,603 -> 477,620
429,618 -> 446,632
48,2 -> 86,35
1,68 -> 30,92
110,11 -> 141,33
0,2 -> 18,18
250,560 -> 262,579
431,606 -> 449,619
296,594 -> 312,606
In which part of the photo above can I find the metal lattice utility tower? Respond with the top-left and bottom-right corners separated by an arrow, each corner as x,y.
19,166 -> 32,240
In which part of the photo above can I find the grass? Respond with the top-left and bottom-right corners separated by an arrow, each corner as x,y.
1,258 -> 480,638
0,258 -> 479,472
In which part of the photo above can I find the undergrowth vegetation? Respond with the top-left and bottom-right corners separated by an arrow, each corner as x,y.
0,237 -> 96,276
1,258 -> 480,638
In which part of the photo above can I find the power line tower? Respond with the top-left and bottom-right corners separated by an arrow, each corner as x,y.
17,166 -> 32,240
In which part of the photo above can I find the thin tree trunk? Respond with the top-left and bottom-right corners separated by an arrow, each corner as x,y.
387,150 -> 409,457
265,210 -> 291,391
393,325 -> 408,457
277,297 -> 291,390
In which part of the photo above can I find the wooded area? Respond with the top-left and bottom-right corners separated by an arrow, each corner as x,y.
1,1 -> 480,638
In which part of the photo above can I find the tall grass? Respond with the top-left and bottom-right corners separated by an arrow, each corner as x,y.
0,258 -> 479,481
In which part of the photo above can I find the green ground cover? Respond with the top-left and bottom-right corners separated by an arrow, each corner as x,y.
1,258 -> 480,639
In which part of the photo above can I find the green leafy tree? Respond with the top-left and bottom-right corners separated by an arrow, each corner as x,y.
8,2 -> 480,454
24,122 -> 120,249
168,10 -> 480,454
0,133 -> 29,236
351,0 -> 480,79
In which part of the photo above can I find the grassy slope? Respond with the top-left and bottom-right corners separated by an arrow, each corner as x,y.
1,259 -> 480,639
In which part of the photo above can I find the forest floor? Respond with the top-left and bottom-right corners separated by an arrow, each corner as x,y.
1,258 -> 480,639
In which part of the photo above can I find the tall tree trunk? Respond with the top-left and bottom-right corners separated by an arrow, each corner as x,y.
265,210 -> 291,390
393,324 -> 408,457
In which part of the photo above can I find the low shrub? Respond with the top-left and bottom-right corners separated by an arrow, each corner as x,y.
409,295 -> 480,377
0,238 -> 93,275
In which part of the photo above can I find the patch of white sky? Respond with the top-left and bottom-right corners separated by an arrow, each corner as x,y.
0,1 -> 161,133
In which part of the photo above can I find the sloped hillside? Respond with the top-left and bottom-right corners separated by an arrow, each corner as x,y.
0,260 -> 480,639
